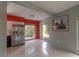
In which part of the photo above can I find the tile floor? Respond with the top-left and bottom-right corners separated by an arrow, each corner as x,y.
7,40 -> 79,57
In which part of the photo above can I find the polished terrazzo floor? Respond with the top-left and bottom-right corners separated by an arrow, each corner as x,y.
7,40 -> 78,57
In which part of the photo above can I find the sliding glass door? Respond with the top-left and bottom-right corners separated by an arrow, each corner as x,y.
25,24 -> 35,40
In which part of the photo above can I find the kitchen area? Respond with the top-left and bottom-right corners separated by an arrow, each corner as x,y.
7,21 -> 25,48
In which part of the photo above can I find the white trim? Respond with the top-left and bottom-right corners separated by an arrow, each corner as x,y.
76,20 -> 79,53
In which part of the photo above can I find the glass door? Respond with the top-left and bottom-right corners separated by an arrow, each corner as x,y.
25,24 -> 35,40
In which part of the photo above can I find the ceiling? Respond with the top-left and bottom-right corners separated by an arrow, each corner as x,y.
7,1 -> 79,21
7,2 -> 50,21
31,1 -> 79,14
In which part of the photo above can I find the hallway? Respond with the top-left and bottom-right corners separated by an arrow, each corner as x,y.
7,40 -> 78,57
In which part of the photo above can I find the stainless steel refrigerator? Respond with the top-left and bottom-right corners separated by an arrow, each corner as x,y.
11,24 -> 25,46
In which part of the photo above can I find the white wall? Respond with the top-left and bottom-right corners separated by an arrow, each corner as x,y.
51,5 -> 79,53
49,4 -> 79,54
41,4 -> 79,54
0,2 -> 7,56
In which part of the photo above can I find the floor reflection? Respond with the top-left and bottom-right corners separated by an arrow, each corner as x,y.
42,41 -> 48,56
7,40 -> 78,57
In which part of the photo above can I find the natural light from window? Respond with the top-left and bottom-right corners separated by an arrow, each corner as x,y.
43,25 -> 49,38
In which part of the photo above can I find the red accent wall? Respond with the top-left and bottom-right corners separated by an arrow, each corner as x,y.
7,15 -> 40,39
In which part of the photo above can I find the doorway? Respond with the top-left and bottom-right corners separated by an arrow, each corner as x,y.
42,24 -> 49,40
25,24 -> 35,41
